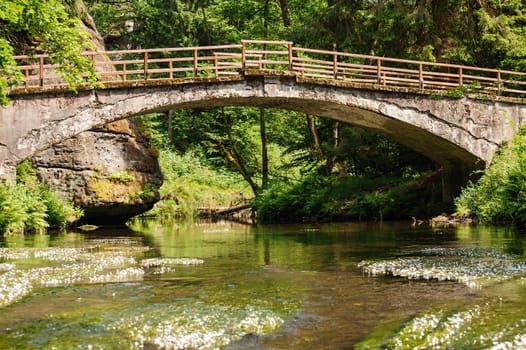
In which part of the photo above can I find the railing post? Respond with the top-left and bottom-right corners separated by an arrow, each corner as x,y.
169,61 -> 173,79
39,56 -> 44,87
333,44 -> 338,79
143,51 -> 148,81
497,70 -> 502,95
377,59 -> 382,85
122,64 -> 127,81
214,54 -> 218,78
458,67 -> 463,86
419,63 -> 424,91
241,40 -> 246,70
288,42 -> 293,71
194,48 -> 198,77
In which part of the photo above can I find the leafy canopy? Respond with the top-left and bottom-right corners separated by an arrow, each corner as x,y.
0,0 -> 100,105
456,126 -> 526,224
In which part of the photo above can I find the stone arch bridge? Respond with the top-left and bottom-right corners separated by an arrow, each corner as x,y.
1,40 -> 526,201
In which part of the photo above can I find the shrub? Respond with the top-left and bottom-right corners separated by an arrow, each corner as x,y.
0,161 -> 83,236
253,170 -> 439,223
144,149 -> 250,219
455,126 -> 526,224
0,184 -> 28,235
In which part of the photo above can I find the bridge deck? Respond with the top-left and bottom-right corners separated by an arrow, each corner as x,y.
7,40 -> 526,98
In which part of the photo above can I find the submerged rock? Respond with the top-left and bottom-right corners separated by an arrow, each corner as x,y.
358,247 -> 526,289
430,214 -> 475,227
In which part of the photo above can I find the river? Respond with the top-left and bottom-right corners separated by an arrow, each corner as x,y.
0,220 -> 525,349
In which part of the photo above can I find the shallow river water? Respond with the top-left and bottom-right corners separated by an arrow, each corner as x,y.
1,220 -> 526,349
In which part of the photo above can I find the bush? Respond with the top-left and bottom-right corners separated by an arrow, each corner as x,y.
145,149 -> 251,219
0,184 -> 28,235
0,161 -> 83,236
253,169 -> 441,223
455,126 -> 526,224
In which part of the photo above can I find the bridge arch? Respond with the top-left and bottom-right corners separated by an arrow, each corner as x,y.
1,74 -> 524,199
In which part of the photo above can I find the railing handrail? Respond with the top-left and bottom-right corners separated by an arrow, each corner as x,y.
299,47 -> 526,78
6,40 -> 526,98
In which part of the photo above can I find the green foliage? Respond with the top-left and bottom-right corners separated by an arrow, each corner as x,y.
89,0 -> 526,74
254,170 -> 442,223
0,184 -> 28,235
0,161 -> 83,236
455,126 -> 526,224
137,104 -> 438,222
132,183 -> 157,201
0,0 -> 100,105
41,189 -> 84,229
145,148 -> 251,219
314,0 -> 526,70
139,108 -> 305,192
0,38 -> 23,105
88,0 -> 316,49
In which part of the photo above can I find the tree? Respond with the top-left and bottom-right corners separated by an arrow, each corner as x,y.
317,0 -> 526,68
0,0 -> 100,105
260,108 -> 269,190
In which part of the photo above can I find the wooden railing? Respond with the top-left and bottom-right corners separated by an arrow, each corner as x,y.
8,40 -> 526,97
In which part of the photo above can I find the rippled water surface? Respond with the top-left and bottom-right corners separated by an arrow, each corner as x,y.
1,220 -> 525,349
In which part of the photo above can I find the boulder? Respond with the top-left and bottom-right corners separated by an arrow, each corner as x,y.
31,119 -> 162,225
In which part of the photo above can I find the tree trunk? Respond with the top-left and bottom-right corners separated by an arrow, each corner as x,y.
260,108 -> 269,190
219,108 -> 260,195
306,114 -> 324,161
199,7 -> 211,45
217,141 -> 259,195
167,109 -> 173,144
263,0 -> 270,37
278,0 -> 291,27
326,121 -> 340,174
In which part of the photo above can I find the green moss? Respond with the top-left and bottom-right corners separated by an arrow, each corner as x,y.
108,171 -> 135,183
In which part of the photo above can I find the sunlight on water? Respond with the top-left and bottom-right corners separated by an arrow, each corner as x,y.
359,247 -> 526,288
107,303 -> 285,349
141,258 -> 205,274
356,245 -> 526,349
0,240 -> 210,307
382,300 -> 526,349
0,244 -> 149,307
1,299 -> 291,349
0,229 -> 299,349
